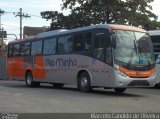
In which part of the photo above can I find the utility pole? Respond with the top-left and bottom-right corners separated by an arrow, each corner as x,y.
0,9 -> 4,31
15,8 -> 31,39
0,9 -> 4,38
0,9 -> 4,50
1,27 -> 3,50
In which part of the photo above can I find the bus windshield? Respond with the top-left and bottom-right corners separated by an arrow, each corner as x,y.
114,30 -> 155,66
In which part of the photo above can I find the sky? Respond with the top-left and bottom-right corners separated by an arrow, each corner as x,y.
0,0 -> 160,42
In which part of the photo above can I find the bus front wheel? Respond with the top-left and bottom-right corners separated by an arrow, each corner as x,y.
114,88 -> 126,93
78,72 -> 92,93
154,83 -> 160,88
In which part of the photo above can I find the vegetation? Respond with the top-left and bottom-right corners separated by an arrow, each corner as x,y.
41,0 -> 160,30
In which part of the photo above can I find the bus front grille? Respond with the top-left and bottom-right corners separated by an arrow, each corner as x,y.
128,80 -> 149,86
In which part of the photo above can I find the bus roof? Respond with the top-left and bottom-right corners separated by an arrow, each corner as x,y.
148,30 -> 160,36
9,24 -> 147,44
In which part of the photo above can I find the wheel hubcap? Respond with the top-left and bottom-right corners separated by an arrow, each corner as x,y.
81,77 -> 88,88
27,75 -> 32,85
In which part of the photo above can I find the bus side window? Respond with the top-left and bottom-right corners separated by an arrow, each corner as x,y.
13,44 -> 20,56
150,35 -> 160,53
73,34 -> 82,52
58,36 -> 73,54
31,40 -> 42,55
43,38 -> 56,55
58,43 -> 64,53
8,45 -> 13,57
83,33 -> 91,51
21,42 -> 30,55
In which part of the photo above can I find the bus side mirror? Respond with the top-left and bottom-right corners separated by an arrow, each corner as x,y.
111,33 -> 116,48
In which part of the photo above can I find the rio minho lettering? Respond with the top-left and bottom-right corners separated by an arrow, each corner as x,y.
46,58 -> 78,68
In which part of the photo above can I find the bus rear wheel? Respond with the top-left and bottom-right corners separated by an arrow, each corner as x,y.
52,83 -> 64,88
78,72 -> 92,93
25,72 -> 40,87
114,88 -> 126,93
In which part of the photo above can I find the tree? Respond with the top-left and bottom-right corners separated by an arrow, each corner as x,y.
41,0 -> 159,30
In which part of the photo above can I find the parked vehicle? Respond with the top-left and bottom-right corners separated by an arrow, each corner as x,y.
148,30 -> 160,86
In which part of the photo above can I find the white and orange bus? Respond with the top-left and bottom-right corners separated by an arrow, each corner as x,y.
7,24 -> 156,93
148,30 -> 160,86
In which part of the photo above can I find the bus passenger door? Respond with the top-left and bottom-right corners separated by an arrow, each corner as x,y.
92,31 -> 106,86
104,33 -> 114,87
31,40 -> 46,80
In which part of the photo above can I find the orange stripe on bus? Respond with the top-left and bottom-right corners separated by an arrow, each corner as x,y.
110,25 -> 146,33
7,58 -> 24,78
7,56 -> 46,79
119,66 -> 156,78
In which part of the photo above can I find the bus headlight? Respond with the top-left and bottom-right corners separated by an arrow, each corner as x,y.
151,72 -> 156,78
116,69 -> 128,77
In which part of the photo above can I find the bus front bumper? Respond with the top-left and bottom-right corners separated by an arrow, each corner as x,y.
114,73 -> 156,88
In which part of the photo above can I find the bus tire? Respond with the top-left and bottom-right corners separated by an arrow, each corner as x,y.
154,83 -> 160,88
34,82 -> 40,87
52,83 -> 64,88
78,72 -> 92,93
25,72 -> 40,87
114,88 -> 126,93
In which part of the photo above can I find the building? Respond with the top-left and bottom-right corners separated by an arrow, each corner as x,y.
23,26 -> 50,38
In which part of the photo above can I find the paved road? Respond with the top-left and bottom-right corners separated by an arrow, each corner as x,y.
0,80 -> 160,113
